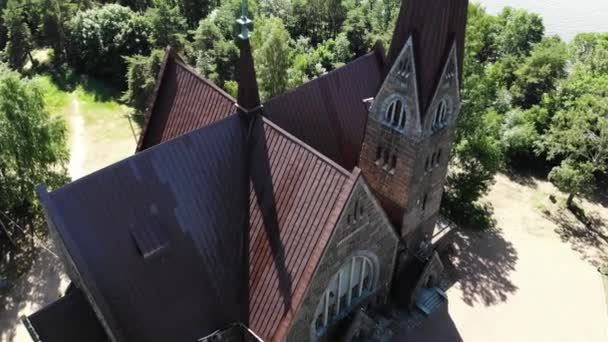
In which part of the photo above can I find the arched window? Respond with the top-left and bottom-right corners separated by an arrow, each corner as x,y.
383,150 -> 389,167
398,58 -> 412,79
312,255 -> 377,337
390,155 -> 397,172
436,149 -> 442,166
375,146 -> 382,162
384,99 -> 407,130
432,99 -> 449,131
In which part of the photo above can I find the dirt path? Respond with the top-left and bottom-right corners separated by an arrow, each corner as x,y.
68,97 -> 85,180
405,174 -> 608,341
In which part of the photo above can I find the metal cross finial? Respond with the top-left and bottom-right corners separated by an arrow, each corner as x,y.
236,0 -> 252,40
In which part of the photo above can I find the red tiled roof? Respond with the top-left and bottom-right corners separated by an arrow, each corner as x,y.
386,0 -> 468,114
137,53 -> 236,151
263,46 -> 386,171
248,117 -> 357,341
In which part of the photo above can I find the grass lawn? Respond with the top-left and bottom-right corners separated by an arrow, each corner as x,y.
35,73 -> 140,177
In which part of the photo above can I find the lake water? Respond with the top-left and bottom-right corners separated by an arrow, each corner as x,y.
474,0 -> 608,41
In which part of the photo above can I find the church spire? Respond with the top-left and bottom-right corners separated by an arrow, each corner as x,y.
235,0 -> 261,114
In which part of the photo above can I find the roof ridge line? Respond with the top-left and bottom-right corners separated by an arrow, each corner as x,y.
173,59 -> 236,102
261,116 -> 354,178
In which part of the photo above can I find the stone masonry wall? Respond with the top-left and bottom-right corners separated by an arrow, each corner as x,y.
286,177 -> 399,342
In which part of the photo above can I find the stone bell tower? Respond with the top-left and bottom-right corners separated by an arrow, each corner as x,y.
358,0 -> 467,252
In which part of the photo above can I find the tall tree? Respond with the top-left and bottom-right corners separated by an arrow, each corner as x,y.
510,36 -> 568,108
495,7 -> 544,57
0,65 -> 69,288
2,0 -> 33,71
179,0 -> 211,28
146,0 -> 187,48
543,93 -> 608,206
441,3 -> 503,229
252,17 -> 292,99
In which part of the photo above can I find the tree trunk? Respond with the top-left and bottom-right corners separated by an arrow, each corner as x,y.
566,193 -> 574,208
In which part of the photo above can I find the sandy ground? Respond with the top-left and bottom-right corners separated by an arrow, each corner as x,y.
0,246 -> 70,342
402,173 -> 608,341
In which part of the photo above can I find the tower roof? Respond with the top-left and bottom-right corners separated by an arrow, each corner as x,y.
387,0 -> 468,112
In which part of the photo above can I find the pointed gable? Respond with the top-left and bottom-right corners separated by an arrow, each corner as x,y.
370,36 -> 422,137
424,42 -> 461,134
137,50 -> 236,151
248,117 -> 356,340
386,0 -> 468,114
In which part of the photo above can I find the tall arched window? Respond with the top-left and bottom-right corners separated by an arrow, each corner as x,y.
312,255 -> 377,338
384,99 -> 406,130
432,99 -> 449,132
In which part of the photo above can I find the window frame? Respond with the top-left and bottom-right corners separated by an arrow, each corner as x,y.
312,254 -> 378,338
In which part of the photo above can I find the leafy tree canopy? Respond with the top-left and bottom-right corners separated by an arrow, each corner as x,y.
0,65 -> 69,286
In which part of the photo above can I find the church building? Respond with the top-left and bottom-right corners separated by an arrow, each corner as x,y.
23,0 -> 468,341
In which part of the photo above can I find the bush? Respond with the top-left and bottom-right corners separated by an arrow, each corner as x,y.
67,4 -> 152,83
123,49 -> 165,115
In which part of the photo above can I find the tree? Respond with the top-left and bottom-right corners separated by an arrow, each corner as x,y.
179,0 -> 211,28
441,4 -> 503,229
495,7 -> 544,57
68,4 -> 152,81
146,0 -> 187,49
543,94 -> 608,206
2,0 -> 33,71
0,65 -> 69,289
570,33 -> 608,76
123,49 -> 165,114
510,36 -> 568,108
252,17 -> 292,99
190,18 -> 238,87
342,5 -> 372,57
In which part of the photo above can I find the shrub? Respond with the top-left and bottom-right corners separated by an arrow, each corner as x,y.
67,4 -> 152,83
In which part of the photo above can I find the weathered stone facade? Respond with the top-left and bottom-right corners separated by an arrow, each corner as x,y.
285,176 -> 399,342
360,40 -> 461,255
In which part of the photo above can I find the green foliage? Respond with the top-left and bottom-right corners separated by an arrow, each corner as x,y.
123,49 -> 165,114
442,3 -> 503,228
224,80 -> 238,98
0,65 -> 69,285
571,32 -> 608,76
548,160 -> 595,205
291,0 -> 346,45
495,7 -> 544,57
190,17 -> 238,87
119,0 -> 151,11
252,16 -> 292,99
146,0 -> 188,48
67,4 -> 152,82
179,0 -> 212,28
500,108 -> 540,163
342,5 -> 372,57
510,36 -> 568,108
2,0 -> 33,70
542,93 -> 608,201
